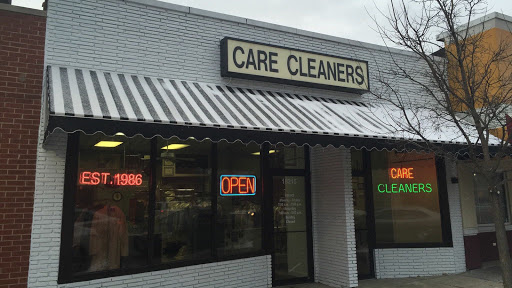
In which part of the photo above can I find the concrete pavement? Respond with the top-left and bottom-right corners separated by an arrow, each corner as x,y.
278,263 -> 504,288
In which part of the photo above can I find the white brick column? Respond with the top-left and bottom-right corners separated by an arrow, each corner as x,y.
28,129 -> 68,287
311,146 -> 358,288
445,157 -> 466,272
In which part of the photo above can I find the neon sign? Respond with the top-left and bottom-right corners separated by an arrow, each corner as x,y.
377,183 -> 432,193
220,175 -> 256,196
79,171 -> 143,186
378,168 -> 432,193
389,167 -> 414,179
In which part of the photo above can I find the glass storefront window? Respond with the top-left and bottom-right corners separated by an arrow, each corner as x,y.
351,150 -> 364,173
371,151 -> 444,244
64,134 -> 309,282
73,133 -> 150,274
69,134 -> 267,278
154,138 -> 212,263
216,141 -> 263,256
269,145 -> 305,169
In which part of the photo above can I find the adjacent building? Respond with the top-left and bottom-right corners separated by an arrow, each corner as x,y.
437,12 -> 512,270
0,3 -> 46,288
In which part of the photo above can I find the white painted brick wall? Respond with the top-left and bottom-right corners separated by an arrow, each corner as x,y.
44,0 -> 432,105
58,256 -> 271,288
27,129 -> 272,287
311,147 -> 358,288
374,157 -> 466,278
28,128 -> 68,288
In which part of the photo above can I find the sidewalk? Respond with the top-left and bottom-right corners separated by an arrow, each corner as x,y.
359,262 -> 503,288
278,263 -> 503,288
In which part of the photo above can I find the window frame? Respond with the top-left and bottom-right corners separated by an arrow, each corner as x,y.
57,134 -> 269,284
473,171 -> 510,225
366,152 -> 453,249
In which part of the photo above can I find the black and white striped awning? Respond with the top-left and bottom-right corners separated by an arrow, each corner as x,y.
45,66 -> 470,150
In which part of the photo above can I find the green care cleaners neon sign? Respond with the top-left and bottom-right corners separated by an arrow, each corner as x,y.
377,167 -> 432,193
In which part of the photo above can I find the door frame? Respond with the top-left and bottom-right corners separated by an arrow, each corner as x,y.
352,150 -> 376,279
261,145 -> 314,287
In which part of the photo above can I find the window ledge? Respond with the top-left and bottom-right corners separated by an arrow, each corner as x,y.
477,223 -> 512,233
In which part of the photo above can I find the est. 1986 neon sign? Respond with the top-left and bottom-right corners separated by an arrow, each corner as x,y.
377,167 -> 432,194
220,175 -> 256,196
79,171 -> 143,186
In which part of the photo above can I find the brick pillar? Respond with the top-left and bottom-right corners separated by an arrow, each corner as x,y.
0,6 -> 46,288
311,147 -> 358,288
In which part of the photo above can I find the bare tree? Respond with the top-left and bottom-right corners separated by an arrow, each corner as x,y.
370,0 -> 512,287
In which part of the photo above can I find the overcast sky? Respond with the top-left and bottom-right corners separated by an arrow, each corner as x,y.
12,0 -> 512,46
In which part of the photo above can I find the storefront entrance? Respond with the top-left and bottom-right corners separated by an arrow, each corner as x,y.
266,146 -> 313,286
273,175 -> 310,283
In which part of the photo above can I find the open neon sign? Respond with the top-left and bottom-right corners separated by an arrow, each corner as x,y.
220,175 -> 256,196
79,171 -> 143,186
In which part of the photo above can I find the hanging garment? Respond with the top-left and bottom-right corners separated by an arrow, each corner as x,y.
89,205 -> 129,271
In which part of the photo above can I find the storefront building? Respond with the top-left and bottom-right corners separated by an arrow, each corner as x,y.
28,0 -> 467,287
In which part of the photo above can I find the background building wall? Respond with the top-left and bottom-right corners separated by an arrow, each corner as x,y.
374,158 -> 466,278
458,160 -> 512,270
310,147 -> 358,288
0,4 -> 46,288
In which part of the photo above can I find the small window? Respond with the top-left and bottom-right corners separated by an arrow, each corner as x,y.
269,145 -> 305,169
474,173 -> 509,224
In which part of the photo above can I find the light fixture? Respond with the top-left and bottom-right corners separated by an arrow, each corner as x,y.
161,144 -> 190,150
251,150 -> 278,155
94,141 -> 123,148
115,132 -> 125,136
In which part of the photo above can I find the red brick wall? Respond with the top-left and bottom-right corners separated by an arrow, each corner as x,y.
0,7 -> 45,288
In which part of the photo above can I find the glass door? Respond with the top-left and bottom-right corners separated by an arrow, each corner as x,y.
272,175 -> 311,284
351,150 -> 375,279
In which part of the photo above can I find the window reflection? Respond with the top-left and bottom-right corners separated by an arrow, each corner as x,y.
217,141 -> 262,256
73,133 -> 150,274
269,145 -> 305,169
154,138 -> 212,263
70,135 -> 269,276
474,173 -> 508,224
372,151 -> 443,244
273,176 -> 308,281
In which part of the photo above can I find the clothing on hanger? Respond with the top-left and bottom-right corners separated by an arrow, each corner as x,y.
89,204 -> 129,271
